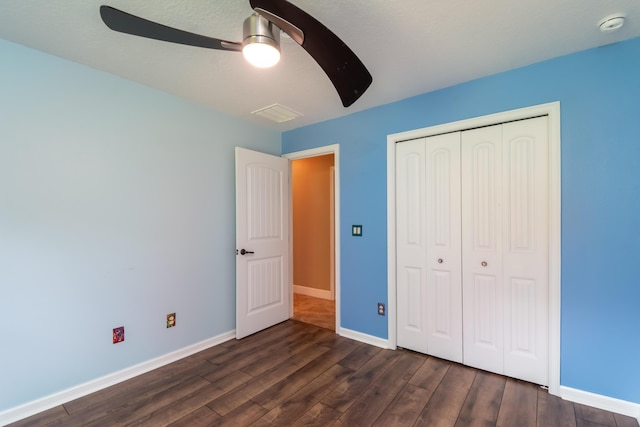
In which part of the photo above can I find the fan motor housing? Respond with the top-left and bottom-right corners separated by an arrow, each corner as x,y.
243,13 -> 280,47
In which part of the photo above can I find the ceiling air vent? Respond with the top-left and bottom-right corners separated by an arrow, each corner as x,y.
251,103 -> 303,123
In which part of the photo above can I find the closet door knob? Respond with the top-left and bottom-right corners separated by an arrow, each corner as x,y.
437,258 -> 443,264
481,261 -> 488,267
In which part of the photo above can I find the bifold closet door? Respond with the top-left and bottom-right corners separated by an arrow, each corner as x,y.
461,116 -> 549,385
396,133 -> 462,362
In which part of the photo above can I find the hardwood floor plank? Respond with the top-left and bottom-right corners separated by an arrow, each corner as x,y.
126,371 -> 253,426
38,375 -> 210,427
195,321 -> 298,362
372,384 -> 431,426
5,405 -> 69,426
83,375 -> 212,427
167,406 -> 220,427
305,325 -> 360,349
206,344 -> 330,416
62,356 -> 216,416
414,363 -> 477,427
455,370 -> 506,427
209,401 -> 268,426
496,378 -> 539,427
203,329 -> 322,382
334,352 -> 426,426
408,355 -> 451,393
253,364 -> 354,425
241,329 -> 334,378
536,387 -> 577,427
45,371 -> 209,426
337,341 -> 382,370
575,403 -> 617,427
251,338 -> 361,410
291,402 -> 343,427
576,419 -> 612,427
321,348 -> 401,413
614,413 -> 640,427
205,322 -> 311,366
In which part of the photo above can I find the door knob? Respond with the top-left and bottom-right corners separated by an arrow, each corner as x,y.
240,249 -> 254,255
481,261 -> 488,267
437,258 -> 443,264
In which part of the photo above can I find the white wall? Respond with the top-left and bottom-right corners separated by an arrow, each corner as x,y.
0,39 -> 280,412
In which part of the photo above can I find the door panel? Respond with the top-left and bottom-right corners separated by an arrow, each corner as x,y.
425,133 -> 462,362
396,134 -> 462,361
502,117 -> 549,385
462,125 -> 504,373
236,147 -> 290,339
396,139 -> 428,353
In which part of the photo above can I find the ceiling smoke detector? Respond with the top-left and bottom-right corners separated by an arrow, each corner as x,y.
599,15 -> 625,33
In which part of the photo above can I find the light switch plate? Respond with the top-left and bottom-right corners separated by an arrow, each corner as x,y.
352,225 -> 362,236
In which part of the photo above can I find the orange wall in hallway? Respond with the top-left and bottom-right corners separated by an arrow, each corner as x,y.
292,154 -> 334,293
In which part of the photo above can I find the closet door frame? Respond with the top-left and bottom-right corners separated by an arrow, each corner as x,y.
386,102 -> 561,396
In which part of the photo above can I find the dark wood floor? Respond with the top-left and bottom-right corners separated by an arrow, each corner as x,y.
9,321 -> 638,427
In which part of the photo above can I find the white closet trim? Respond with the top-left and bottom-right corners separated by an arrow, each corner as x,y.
387,102 -> 561,396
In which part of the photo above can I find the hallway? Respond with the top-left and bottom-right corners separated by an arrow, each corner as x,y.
292,293 -> 335,331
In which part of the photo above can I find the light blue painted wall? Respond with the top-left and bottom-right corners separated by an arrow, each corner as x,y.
283,37 -> 640,404
0,39 -> 280,411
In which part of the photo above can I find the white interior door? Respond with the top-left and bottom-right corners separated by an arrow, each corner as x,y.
424,133 -> 462,362
396,133 -> 463,362
501,117 -> 549,385
461,124 -> 505,375
235,147 -> 290,339
396,138 -> 429,354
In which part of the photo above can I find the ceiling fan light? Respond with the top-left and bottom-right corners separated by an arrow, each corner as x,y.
243,41 -> 280,68
242,13 -> 280,68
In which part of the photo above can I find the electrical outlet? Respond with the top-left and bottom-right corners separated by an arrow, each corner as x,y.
113,326 -> 125,344
166,313 -> 176,328
378,303 -> 385,316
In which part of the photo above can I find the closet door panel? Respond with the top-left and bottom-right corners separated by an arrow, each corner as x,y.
461,125 -> 504,374
502,116 -> 549,385
425,133 -> 463,363
396,138 -> 429,353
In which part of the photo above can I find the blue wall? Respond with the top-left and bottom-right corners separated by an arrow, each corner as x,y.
0,40 -> 280,412
283,37 -> 640,404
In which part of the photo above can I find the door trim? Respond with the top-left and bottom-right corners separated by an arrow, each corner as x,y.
284,144 -> 340,333
386,102 -> 561,395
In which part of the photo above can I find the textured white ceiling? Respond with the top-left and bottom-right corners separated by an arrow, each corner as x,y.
1,0 -> 639,130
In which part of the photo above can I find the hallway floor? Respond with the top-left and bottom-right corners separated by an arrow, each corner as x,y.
292,293 -> 335,331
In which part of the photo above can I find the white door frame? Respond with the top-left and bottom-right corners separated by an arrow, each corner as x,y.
387,102 -> 561,396
284,144 -> 341,333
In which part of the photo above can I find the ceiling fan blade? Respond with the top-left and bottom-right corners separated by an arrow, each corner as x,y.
250,0 -> 372,107
100,6 -> 242,52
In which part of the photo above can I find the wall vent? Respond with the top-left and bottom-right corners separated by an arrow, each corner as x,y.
251,103 -> 303,123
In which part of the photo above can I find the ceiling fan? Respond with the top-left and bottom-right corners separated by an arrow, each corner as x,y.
100,0 -> 372,107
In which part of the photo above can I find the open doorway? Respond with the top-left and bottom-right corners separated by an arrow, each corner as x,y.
285,145 -> 339,332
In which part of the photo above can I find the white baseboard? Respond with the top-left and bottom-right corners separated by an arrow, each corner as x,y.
0,330 -> 236,427
339,327 -> 392,349
294,284 -> 333,300
560,385 -> 640,422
